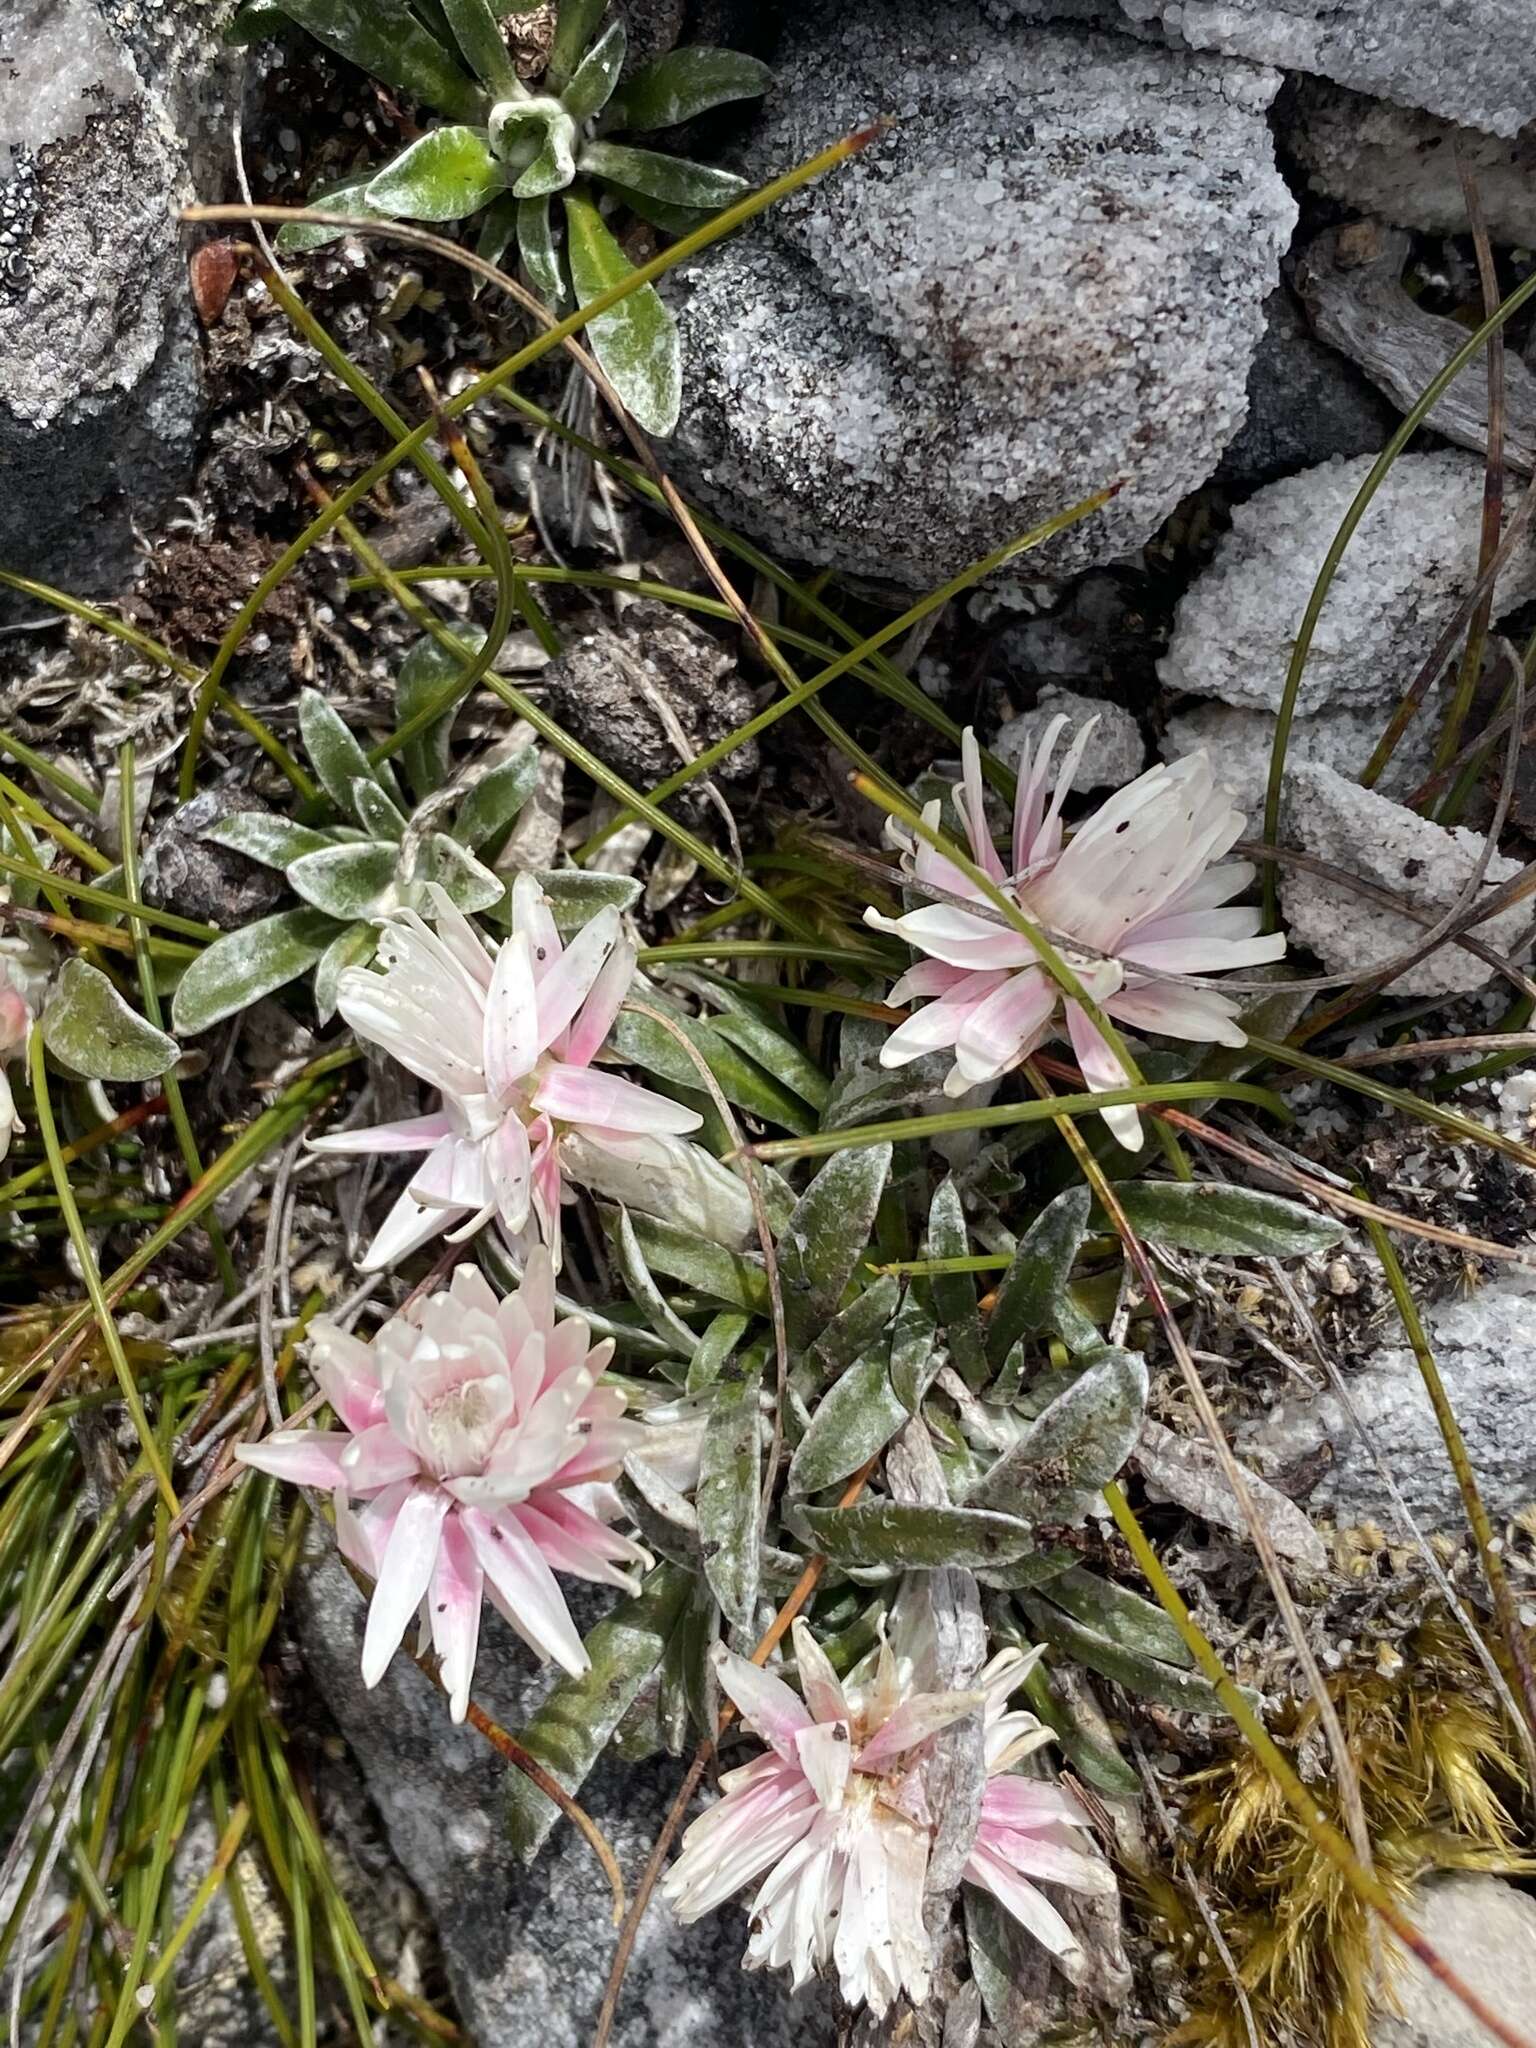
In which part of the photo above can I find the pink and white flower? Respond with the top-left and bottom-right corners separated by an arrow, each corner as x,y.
0,915 -> 53,1163
310,877 -> 715,1271
234,1252 -> 647,1719
663,1601 -> 1113,2015
866,724 -> 1285,1148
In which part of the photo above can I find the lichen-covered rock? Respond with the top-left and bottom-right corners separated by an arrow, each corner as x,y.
1287,81 -> 1536,242
1247,1273 -> 1536,1533
1279,760 -> 1531,997
1373,1876 -> 1536,2048
1215,288 -> 1394,491
140,790 -> 289,929
1161,702 -> 1435,816
539,602 -> 758,821
995,688 -> 1145,793
992,0 -> 1536,137
294,1554 -> 837,2048
665,1 -> 1294,590
1160,452 -> 1536,717
0,0 -> 233,599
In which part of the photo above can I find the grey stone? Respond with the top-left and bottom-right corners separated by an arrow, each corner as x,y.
990,0 -> 1536,136
1159,452 -> 1536,718
0,0 -> 234,600
1160,702 -> 1436,817
665,2 -> 1293,591
140,790 -> 288,929
990,574 -> 1153,690
1247,1273 -> 1536,1532
994,687 -> 1145,793
1215,288 -> 1394,491
1372,1875 -> 1536,2048
1279,760 -> 1531,997
293,1553 -> 838,2048
540,602 -> 757,822
1288,81 -> 1536,242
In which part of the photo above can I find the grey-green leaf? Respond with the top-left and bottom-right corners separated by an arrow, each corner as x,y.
1041,1564 -> 1193,1671
788,1344 -> 907,1496
926,1176 -> 988,1388
366,125 -> 504,222
511,112 -> 578,200
609,1206 -> 697,1355
396,627 -> 481,797
1021,1591 -> 1227,1715
887,1289 -> 943,1413
620,1210 -> 768,1313
686,1309 -> 750,1394
546,0 -> 604,89
276,171 -> 385,252
440,0 -> 517,94
809,1271 -> 899,1385
287,842 -> 398,921
516,193 -> 564,304
1107,1180 -> 1345,1259
170,908 -> 343,1036
610,46 -> 772,132
608,1005 -> 813,1137
801,1501 -> 1035,1571
530,867 -> 642,937
418,834 -> 505,914
696,1352 -> 763,1633
202,812 -> 337,872
250,0 -> 486,119
41,960 -> 179,1082
454,747 -> 538,851
968,1346 -> 1148,1523
298,689 -> 379,823
580,140 -> 748,209
778,1142 -> 892,1348
504,1564 -> 693,1857
986,1185 -> 1091,1368
313,920 -> 376,1024
561,19 -> 625,122
562,189 -> 680,436
350,778 -> 407,842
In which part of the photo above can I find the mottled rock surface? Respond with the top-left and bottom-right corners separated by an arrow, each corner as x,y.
141,790 -> 288,928
1373,1876 -> 1536,2048
1215,287 -> 1394,491
1161,702 -> 1435,816
294,1554 -> 838,2048
1160,452 -> 1536,717
0,0 -> 233,598
1279,760 -> 1531,997
1248,1273 -> 1536,1530
667,0 -> 1293,589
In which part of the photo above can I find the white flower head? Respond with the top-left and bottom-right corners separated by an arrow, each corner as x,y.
311,878 -> 707,1270
664,1588 -> 1115,2016
866,725 -> 1285,1148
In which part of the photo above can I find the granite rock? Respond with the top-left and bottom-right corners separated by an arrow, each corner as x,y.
1248,1272 -> 1536,1531
1287,81 -> 1536,242
1279,760 -> 1531,997
1373,1875 -> 1536,2048
666,0 -> 1293,590
1160,702 -> 1436,817
1215,287 -> 1394,491
1160,453 -> 1536,718
140,789 -> 288,929
293,1553 -> 838,2048
0,0 -> 234,599
995,687 -> 1145,793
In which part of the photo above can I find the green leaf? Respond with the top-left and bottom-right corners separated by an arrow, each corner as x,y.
366,126 -> 504,221
170,908 -> 342,1036
546,0 -> 604,89
801,1501 -> 1035,1572
788,1344 -> 907,1496
440,0 -> 517,93
227,1 -> 291,46
610,46 -> 772,131
696,992 -> 830,1114
598,180 -> 713,237
580,140 -> 748,209
926,1176 -> 987,1388
287,842 -> 398,920
396,628 -> 480,796
887,1289 -> 942,1413
623,1210 -> 767,1313
313,921 -> 376,1024
608,1005 -> 813,1135
504,1564 -> 693,1858
40,960 -> 179,1083
201,812 -> 338,872
474,192 -> 520,278
257,0 -> 486,119
276,171 -> 385,251
696,1350 -> 763,1634
609,1206 -> 697,1355
562,189 -> 680,436
508,109 -> 579,200
419,834 -> 505,913
298,689 -> 379,823
351,780 -> 407,842
809,1272 -> 899,1385
986,1185 -> 1091,1369
517,193 -> 564,304
686,1309 -> 751,1394
1041,1565 -> 1193,1672
454,747 -> 537,851
561,19 -> 625,122
778,1143 -> 892,1347
1021,1591 -> 1226,1715
968,1347 -> 1148,1523
1106,1180 -> 1345,1259
530,867 -> 641,937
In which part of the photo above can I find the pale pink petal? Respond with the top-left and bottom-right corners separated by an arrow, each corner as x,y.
461,1504 -> 589,1675
791,1618 -> 850,1726
878,970 -> 1009,1070
490,1110 -> 533,1236
1118,929 -> 1286,975
339,1421 -> 423,1493
711,1643 -> 814,1760
957,729 -> 1005,882
511,872 -> 563,973
951,967 -> 1056,1085
513,1499 -> 645,1589
885,959 -> 972,1007
483,929 -> 540,1096
421,884 -> 495,989
1065,1000 -> 1142,1152
357,1174 -> 463,1273
533,1065 -> 702,1136
309,1324 -> 384,1433
235,1431 -> 350,1489
794,1719 -> 852,1809
308,1111 -> 452,1157
563,933 -> 638,1068
964,1841 -> 1084,1973
855,1689 -> 982,1775
1012,711 -> 1069,872
361,1483 -> 451,1688
1106,980 -> 1247,1049
864,905 -> 1034,972
977,1824 -> 1116,1895
429,1513 -> 484,1722
533,908 -> 622,1055
409,1133 -> 496,1213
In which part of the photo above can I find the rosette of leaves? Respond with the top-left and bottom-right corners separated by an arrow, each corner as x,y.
231,0 -> 772,432
171,659 -> 539,1036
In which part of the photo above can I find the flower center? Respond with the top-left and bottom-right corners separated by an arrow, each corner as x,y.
420,1375 -> 507,1477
